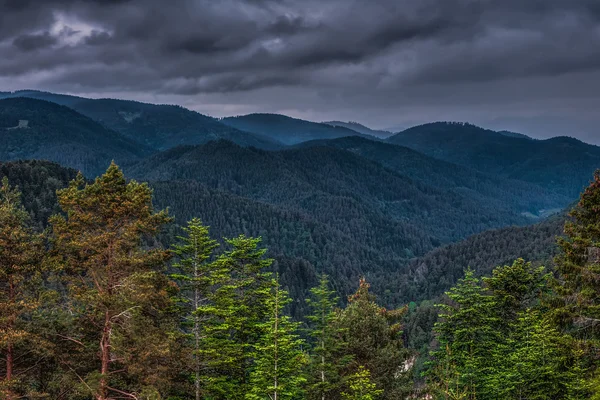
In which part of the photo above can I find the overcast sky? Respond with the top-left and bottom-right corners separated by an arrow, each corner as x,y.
1,0 -> 600,142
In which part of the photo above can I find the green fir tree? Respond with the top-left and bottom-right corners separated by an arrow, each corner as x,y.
247,275 -> 307,400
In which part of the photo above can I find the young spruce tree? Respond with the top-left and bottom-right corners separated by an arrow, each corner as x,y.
306,274 -> 349,400
198,235 -> 273,399
171,218 -> 219,400
247,275 -> 307,400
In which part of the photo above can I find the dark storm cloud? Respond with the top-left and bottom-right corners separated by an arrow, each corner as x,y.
13,32 -> 57,51
1,0 -> 600,139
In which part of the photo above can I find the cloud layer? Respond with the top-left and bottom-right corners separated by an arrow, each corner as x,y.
1,0 -> 600,140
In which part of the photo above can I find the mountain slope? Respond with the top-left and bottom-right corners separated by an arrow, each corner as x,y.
323,121 -> 393,138
387,122 -> 600,197
0,90 -> 282,151
297,136 -> 570,218
126,140 -> 542,246
0,160 -> 78,230
221,113 -> 368,145
0,97 -> 151,176
383,212 -> 566,306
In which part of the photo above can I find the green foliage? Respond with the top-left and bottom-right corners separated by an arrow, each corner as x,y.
336,278 -> 412,400
429,269 -> 500,397
171,218 -> 220,399
196,235 -> 274,399
429,260 -> 580,399
247,276 -> 307,400
395,214 -> 564,304
341,366 -> 383,400
0,160 -> 78,230
553,170 -> 600,341
306,274 -> 350,399
0,97 -> 150,176
49,163 -> 174,399
0,177 -> 45,398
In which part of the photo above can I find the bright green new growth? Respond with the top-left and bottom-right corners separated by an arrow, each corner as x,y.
429,260 -> 580,399
247,275 -> 307,400
196,234 -> 274,399
341,366 -> 383,400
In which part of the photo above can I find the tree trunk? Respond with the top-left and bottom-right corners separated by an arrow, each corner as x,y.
273,286 -> 279,400
6,342 -> 12,382
194,237 -> 201,400
321,305 -> 325,400
5,277 -> 15,400
98,310 -> 112,400
6,277 -> 14,383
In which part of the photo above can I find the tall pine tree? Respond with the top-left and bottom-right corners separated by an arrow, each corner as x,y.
429,269 -> 499,399
50,163 -> 173,400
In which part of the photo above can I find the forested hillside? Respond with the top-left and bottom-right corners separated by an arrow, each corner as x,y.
221,113 -> 367,144
0,90 -> 282,151
2,90 -> 600,399
0,158 -> 569,317
323,121 -> 393,138
393,213 -> 565,305
0,160 -> 78,229
297,136 -> 569,218
388,122 -> 600,197
127,140 -> 550,245
1,159 -> 600,399
0,98 -> 151,176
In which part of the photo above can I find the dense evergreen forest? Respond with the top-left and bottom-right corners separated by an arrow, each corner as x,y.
1,160 -> 600,399
3,91 -> 600,398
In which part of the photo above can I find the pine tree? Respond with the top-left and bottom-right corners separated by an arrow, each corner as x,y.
306,274 -> 349,400
553,170 -> 600,343
0,177 -> 44,398
482,258 -> 548,320
337,278 -> 412,400
429,261 -> 582,399
429,269 -> 500,399
198,234 -> 274,399
50,163 -> 172,400
247,275 -> 307,400
508,310 -> 573,399
171,218 -> 219,400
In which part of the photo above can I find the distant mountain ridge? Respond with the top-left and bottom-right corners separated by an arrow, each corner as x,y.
387,121 -> 600,198
323,121 -> 393,138
221,113 -> 370,145
0,90 -> 282,151
0,97 -> 151,176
